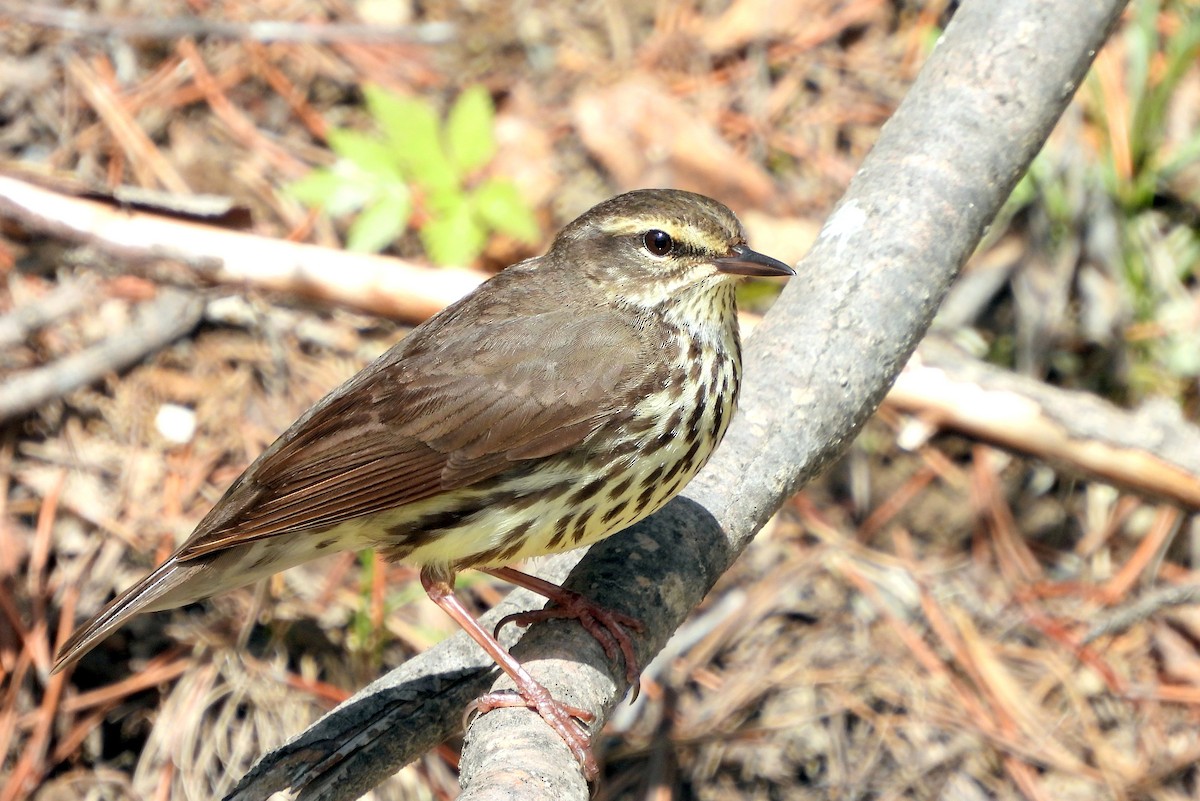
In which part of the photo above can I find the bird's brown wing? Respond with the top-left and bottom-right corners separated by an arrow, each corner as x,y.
176,307 -> 651,560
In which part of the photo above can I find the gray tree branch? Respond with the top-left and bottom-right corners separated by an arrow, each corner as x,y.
227,1 -> 1128,798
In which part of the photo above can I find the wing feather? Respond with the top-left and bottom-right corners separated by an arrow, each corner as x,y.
177,299 -> 653,561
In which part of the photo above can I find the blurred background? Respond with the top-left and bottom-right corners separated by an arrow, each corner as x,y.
1,1 -> 1199,799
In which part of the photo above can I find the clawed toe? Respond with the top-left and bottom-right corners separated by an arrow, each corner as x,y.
465,689 -> 599,779
493,594 -> 644,694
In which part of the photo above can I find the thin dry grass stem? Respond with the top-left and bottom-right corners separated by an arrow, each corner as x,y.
280,671 -> 350,706
0,646 -> 32,795
916,442 -> 971,490
909,576 -> 1001,726
790,491 -> 844,543
161,451 -> 187,521
972,446 -> 1043,585
1135,683 -> 1200,704
48,706 -> 108,767
175,38 -> 307,178
315,551 -> 358,606
26,470 -> 64,672
285,205 -> 324,243
471,571 -> 506,608
1075,494 -> 1143,557
856,464 -> 937,542
65,55 -> 191,193
1003,755 -> 1055,801
58,654 -> 191,716
834,558 -> 989,725
672,578 -> 777,677
768,0 -> 889,59
1032,647 -> 1135,798
1093,42 -> 1133,182
1126,741 -> 1200,797
1084,581 -> 1200,646
167,61 -> 253,116
901,6 -> 941,71
876,405 -> 971,490
123,54 -> 193,112
954,609 -> 1091,775
1100,506 -> 1182,603
371,550 -> 386,642
0,578 -> 30,648
0,439 -> 16,627
246,42 -> 330,140
0,583 -> 75,801
26,471 -> 62,597
333,41 -> 441,91
1019,605 -> 1125,692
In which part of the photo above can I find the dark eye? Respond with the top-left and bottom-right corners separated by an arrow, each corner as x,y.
643,229 -> 673,257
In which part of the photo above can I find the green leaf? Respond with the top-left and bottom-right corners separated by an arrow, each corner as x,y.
471,179 -> 539,243
288,165 -> 377,216
420,197 -> 486,265
364,85 -> 436,155
346,189 -> 411,253
445,85 -> 496,174
364,85 -> 458,192
288,168 -> 349,208
326,128 -> 403,180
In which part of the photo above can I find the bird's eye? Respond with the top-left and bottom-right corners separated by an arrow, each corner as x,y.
643,229 -> 674,257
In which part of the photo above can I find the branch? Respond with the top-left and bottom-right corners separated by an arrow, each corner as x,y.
890,337 -> 1200,511
230,0 -> 1126,797
0,288 -> 204,424
0,173 -> 486,323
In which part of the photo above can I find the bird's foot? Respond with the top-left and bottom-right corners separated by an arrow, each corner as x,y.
493,586 -> 644,697
466,686 -> 598,779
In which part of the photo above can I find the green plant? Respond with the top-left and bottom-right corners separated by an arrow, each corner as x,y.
1094,0 -> 1200,388
982,0 -> 1200,399
290,85 -> 539,265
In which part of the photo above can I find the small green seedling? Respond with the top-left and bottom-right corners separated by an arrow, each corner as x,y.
290,85 -> 539,265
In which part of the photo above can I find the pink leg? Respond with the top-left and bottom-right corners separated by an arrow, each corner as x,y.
420,567 -> 599,780
484,566 -> 644,697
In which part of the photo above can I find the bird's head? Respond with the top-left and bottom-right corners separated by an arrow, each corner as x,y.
548,189 -> 793,311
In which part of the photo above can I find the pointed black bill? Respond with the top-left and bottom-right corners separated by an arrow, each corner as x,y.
715,244 -> 795,277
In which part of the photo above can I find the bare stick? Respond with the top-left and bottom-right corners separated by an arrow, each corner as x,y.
0,175 -> 487,324
1084,580 -> 1200,644
0,289 -> 204,424
0,275 -> 97,350
0,1 -> 455,44
889,337 -> 1200,511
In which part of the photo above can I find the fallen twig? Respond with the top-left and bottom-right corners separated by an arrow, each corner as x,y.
0,174 -> 486,324
888,337 -> 1200,511
0,288 -> 204,424
0,276 -> 97,351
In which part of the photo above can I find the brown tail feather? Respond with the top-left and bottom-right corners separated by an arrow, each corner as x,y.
52,557 -> 208,674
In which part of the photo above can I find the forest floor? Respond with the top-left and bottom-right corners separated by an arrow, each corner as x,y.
3,1 -> 1200,799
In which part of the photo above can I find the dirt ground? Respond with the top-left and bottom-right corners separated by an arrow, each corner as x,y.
3,1 -> 1200,800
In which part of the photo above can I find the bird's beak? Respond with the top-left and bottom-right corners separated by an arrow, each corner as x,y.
715,244 -> 795,277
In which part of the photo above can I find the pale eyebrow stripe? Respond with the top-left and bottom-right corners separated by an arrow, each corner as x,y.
598,220 -> 726,252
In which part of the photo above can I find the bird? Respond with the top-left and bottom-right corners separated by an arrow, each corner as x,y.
53,188 -> 793,778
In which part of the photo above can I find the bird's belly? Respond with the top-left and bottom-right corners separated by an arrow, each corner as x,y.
366,355 -> 738,571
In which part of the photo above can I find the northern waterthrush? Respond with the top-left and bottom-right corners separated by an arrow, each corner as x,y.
54,188 -> 793,777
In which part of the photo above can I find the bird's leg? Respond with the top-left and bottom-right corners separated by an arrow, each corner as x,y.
419,566 -> 599,780
484,566 -> 643,697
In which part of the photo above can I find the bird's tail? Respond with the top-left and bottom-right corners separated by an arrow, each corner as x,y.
52,556 -> 210,675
